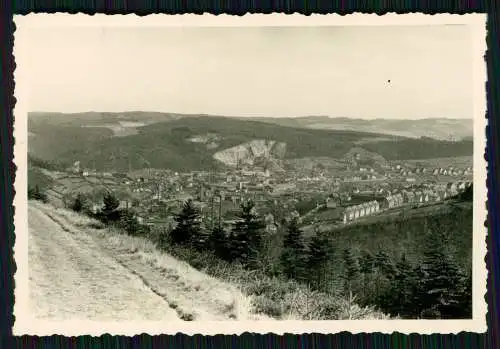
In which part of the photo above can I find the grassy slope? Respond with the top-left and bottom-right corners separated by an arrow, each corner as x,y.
246,116 -> 473,140
38,201 -> 389,320
31,201 -> 263,321
29,114 -> 473,172
313,201 -> 472,272
28,167 -> 53,190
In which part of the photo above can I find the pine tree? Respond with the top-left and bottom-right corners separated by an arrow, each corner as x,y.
71,193 -> 84,212
280,217 -> 307,281
230,200 -> 265,268
359,250 -> 376,274
374,250 -> 397,277
342,248 -> 360,295
358,250 -> 376,303
208,225 -> 230,261
458,267 -> 473,318
29,185 -> 48,202
28,186 -> 35,200
103,191 -> 120,212
421,248 -> 463,318
101,191 -> 121,223
227,230 -> 241,263
419,229 -> 464,319
170,199 -> 202,246
370,249 -> 397,307
306,233 -> 332,290
119,210 -> 143,236
378,253 -> 418,318
33,185 -> 41,200
192,223 -> 210,252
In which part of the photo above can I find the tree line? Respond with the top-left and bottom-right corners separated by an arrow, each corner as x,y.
70,191 -> 151,236
148,196 -> 472,319
66,190 -> 472,320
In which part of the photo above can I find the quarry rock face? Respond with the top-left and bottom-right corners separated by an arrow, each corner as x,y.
213,140 -> 286,167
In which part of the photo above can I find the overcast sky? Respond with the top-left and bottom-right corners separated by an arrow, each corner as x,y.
25,25 -> 474,119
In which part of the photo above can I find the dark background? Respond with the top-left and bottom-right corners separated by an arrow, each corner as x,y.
1,1 -> 498,348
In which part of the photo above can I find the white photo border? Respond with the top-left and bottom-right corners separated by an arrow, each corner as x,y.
12,12 -> 488,336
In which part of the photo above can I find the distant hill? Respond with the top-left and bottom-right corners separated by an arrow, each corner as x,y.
244,116 -> 473,141
28,112 -> 473,172
29,111 -> 184,126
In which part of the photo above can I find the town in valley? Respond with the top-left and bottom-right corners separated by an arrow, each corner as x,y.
39,146 -> 473,236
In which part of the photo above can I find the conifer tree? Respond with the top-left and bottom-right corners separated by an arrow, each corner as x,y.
374,250 -> 396,277
34,185 -> 41,201
119,210 -> 143,236
370,249 -> 396,300
28,186 -> 35,200
230,200 -> 265,268
342,248 -> 360,295
101,191 -> 121,223
379,253 -> 419,318
359,250 -> 376,274
170,199 -> 202,246
421,246 -> 463,319
280,217 -> 307,281
208,225 -> 230,261
419,229 -> 464,319
227,230 -> 241,263
71,193 -> 84,212
358,250 -> 376,302
458,268 -> 473,318
29,185 -> 48,202
306,233 -> 332,290
103,191 -> 120,212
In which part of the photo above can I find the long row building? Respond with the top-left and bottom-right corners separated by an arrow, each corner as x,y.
340,181 -> 472,224
342,200 -> 380,223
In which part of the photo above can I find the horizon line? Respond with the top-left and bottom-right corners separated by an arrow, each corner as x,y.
28,111 -> 473,121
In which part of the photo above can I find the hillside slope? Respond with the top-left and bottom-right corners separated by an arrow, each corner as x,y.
246,116 -> 473,141
29,113 -> 473,172
306,200 -> 473,269
28,201 -> 264,321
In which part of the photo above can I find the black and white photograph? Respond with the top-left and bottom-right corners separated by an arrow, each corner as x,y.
13,14 -> 487,335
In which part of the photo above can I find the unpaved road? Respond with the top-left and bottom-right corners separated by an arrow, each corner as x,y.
28,202 -> 256,321
29,203 -> 181,321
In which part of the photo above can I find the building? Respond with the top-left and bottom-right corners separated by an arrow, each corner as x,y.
344,206 -> 355,222
383,194 -> 401,209
422,190 -> 431,202
353,206 -> 361,219
360,203 -> 367,216
342,208 -> 349,223
414,191 -> 423,203
447,182 -> 458,195
327,197 -> 340,208
438,190 -> 448,201
394,193 -> 403,206
403,191 -> 415,204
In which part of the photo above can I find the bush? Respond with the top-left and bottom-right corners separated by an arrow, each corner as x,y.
28,185 -> 48,202
253,296 -> 284,318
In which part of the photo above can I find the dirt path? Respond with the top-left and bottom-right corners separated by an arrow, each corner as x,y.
28,203 -> 183,321
28,202 -> 261,321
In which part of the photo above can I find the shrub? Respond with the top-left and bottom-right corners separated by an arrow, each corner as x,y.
28,185 -> 48,202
